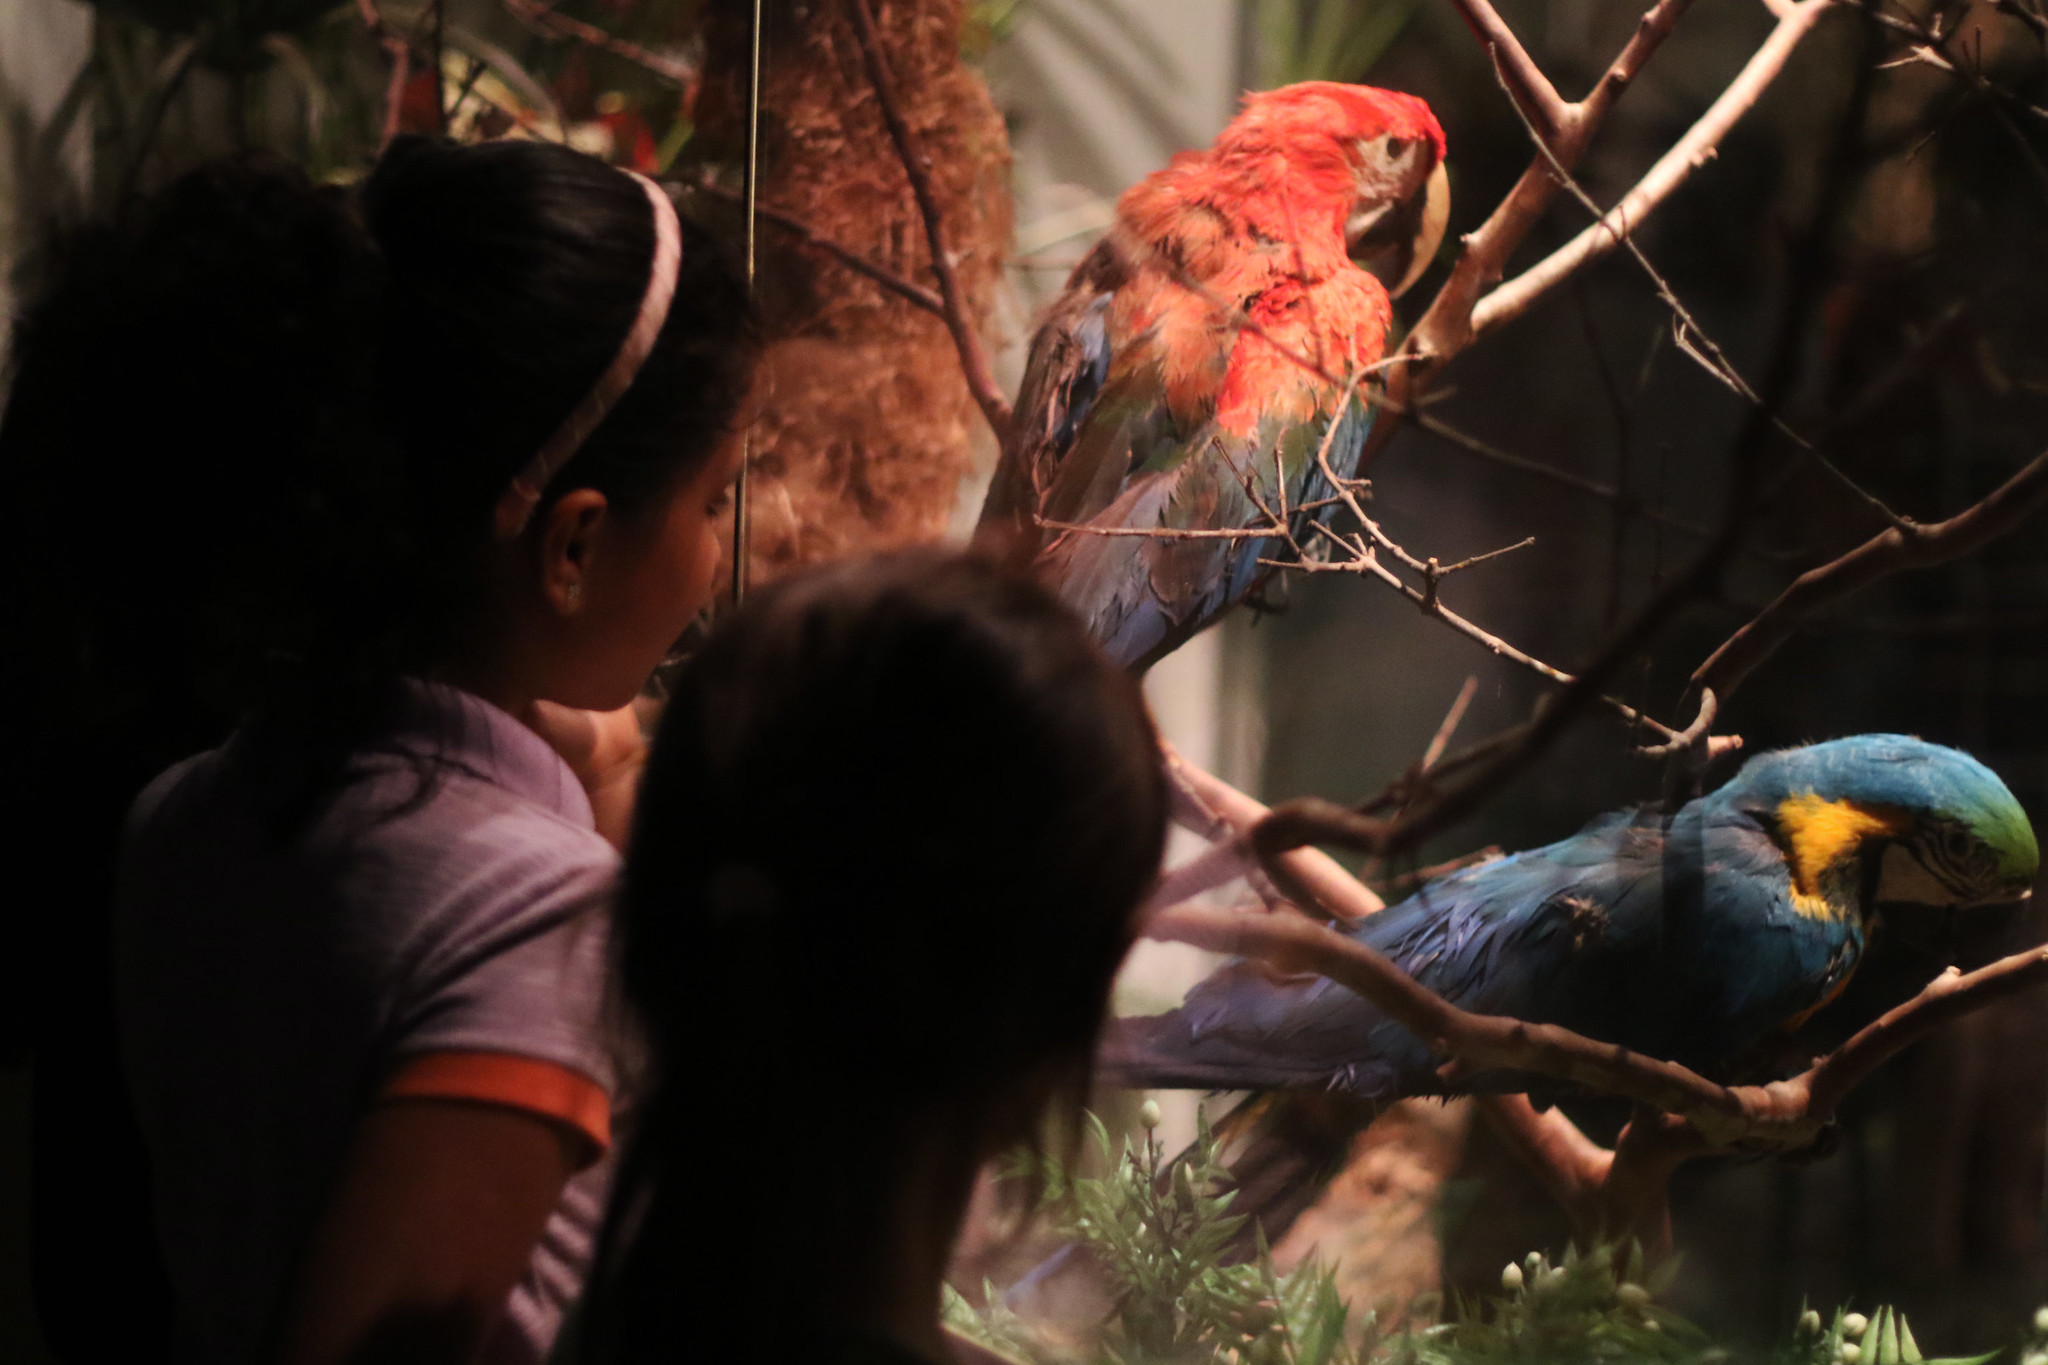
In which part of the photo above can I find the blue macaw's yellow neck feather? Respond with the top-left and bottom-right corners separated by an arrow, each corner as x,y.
1773,794 -> 1911,920
1716,733 -> 2039,901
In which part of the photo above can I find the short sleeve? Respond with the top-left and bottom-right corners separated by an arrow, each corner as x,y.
368,791 -> 621,1121
380,1051 -> 612,1161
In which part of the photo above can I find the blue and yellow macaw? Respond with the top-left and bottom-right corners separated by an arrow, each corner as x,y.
1106,735 -> 2039,1097
976,83 -> 1450,672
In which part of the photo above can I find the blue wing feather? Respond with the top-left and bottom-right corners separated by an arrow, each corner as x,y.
976,242 -> 1381,671
1103,802 -> 1864,1101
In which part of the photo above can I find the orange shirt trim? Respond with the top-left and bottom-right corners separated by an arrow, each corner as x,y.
378,1051 -> 611,1162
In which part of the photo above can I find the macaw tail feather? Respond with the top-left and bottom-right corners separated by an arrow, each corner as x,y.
1098,1013 -> 1266,1091
1098,1009 -> 1402,1096
1206,1091 -> 1381,1260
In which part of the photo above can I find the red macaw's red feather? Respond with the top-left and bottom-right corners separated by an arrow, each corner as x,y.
1106,82 -> 1445,436
976,81 -> 1447,669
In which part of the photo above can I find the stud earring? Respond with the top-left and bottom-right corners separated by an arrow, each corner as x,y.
565,582 -> 582,608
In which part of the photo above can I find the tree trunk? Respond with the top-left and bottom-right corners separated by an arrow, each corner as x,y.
691,0 -> 1012,588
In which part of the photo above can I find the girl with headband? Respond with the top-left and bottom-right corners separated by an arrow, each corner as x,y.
109,137 -> 757,1365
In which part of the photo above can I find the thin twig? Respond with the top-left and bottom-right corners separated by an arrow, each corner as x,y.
1407,406 -> 1715,538
843,0 -> 1016,450
691,179 -> 947,315
1691,447 -> 2048,702
356,0 -> 413,148
1156,747 -> 1385,923
1260,536 -> 1683,744
1487,40 -> 1910,532
1371,846 -> 1502,898
1432,537 -> 1536,576
1421,676 -> 1479,772
501,0 -> 696,84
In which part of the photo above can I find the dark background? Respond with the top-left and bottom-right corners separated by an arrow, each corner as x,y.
1248,1 -> 2048,1350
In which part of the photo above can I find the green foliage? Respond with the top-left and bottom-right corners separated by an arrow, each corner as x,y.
950,1108 -> 1358,1365
964,0 -> 1031,59
1390,1244 -> 1714,1364
1771,1305 -> 1996,1365
1053,1108 -> 1356,1365
950,1110 -> 2038,1365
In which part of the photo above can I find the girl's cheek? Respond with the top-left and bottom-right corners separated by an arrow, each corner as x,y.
688,520 -> 722,607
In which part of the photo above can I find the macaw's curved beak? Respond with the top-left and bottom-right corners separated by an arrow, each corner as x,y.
1396,159 -> 1452,298
1351,158 -> 1451,299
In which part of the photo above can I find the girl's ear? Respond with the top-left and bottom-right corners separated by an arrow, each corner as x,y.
536,489 -> 611,616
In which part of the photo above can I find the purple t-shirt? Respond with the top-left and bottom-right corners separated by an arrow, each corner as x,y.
116,681 -> 620,1365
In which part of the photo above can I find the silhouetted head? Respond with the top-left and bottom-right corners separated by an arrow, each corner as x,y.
1217,81 -> 1449,297
1713,734 -> 2038,909
584,550 -> 1168,1362
0,153 -> 380,737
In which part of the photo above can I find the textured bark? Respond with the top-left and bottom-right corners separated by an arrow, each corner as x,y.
691,0 -> 1011,587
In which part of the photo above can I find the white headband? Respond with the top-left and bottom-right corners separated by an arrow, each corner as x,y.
493,171 -> 684,540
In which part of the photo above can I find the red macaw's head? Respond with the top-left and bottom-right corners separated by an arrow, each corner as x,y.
1215,82 -> 1450,298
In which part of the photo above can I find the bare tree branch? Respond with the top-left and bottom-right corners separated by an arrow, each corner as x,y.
501,0 -> 696,85
1483,34 -> 1913,537
1691,446 -> 2048,702
356,0 -> 413,149
690,179 -> 949,316
1247,451 -> 1753,869
1421,675 -> 1479,773
1141,902 -> 2048,1158
1362,0 -> 1699,476
1473,1095 -> 1614,1227
843,0 -> 1016,450
1154,746 -> 1386,923
1443,0 -> 1566,137
1474,1 -> 1836,337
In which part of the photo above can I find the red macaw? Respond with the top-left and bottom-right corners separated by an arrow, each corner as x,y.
977,82 -> 1449,671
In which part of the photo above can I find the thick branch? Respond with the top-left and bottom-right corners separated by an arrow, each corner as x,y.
1144,903 -> 1779,1146
1142,904 -> 2048,1156
1806,944 -> 2048,1116
1692,447 -> 2048,702
1445,0 -> 1566,136
1474,1095 -> 1613,1226
1476,1 -> 1835,337
1159,747 -> 1384,922
843,0 -> 1016,451
1361,0 -> 1697,474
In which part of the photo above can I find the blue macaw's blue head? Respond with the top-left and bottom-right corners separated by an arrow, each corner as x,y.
1713,734 -> 2039,909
